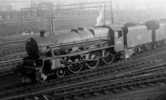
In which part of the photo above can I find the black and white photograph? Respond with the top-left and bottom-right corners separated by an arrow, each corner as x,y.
0,0 -> 166,100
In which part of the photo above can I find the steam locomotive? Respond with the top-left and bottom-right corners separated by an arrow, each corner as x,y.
16,20 -> 166,82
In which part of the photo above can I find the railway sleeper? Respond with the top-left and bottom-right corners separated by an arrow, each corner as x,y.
42,75 -> 166,99
4,77 -> 166,100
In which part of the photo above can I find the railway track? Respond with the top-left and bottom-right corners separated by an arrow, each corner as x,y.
53,67 -> 166,99
0,58 -> 22,76
0,43 -> 166,90
55,71 -> 166,100
0,40 -> 25,47
0,52 -> 26,62
19,75 -> 166,100
0,45 -> 25,57
0,39 -> 27,58
1,61 -> 166,100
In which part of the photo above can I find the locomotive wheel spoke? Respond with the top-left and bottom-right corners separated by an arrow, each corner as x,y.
102,50 -> 115,65
56,68 -> 65,78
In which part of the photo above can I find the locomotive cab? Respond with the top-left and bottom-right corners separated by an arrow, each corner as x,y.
114,30 -> 124,51
113,25 -> 135,59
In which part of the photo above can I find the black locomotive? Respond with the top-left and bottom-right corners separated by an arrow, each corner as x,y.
16,20 -> 166,82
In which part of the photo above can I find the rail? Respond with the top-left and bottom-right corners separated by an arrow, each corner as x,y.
1,62 -> 166,100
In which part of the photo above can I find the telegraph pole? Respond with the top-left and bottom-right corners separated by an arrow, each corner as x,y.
49,4 -> 54,35
103,3 -> 106,25
30,0 -> 33,16
30,0 -> 32,9
110,0 -> 114,24
51,9 -> 54,34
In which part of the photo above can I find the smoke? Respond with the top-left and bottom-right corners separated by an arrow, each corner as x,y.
95,4 -> 105,26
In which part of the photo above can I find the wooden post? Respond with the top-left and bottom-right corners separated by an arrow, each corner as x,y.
152,30 -> 156,48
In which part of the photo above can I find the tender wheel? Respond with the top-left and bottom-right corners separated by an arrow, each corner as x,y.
86,52 -> 100,70
102,50 -> 115,65
56,68 -> 65,78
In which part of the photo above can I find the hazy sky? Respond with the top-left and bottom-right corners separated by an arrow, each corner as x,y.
113,0 -> 166,9
3,0 -> 166,10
